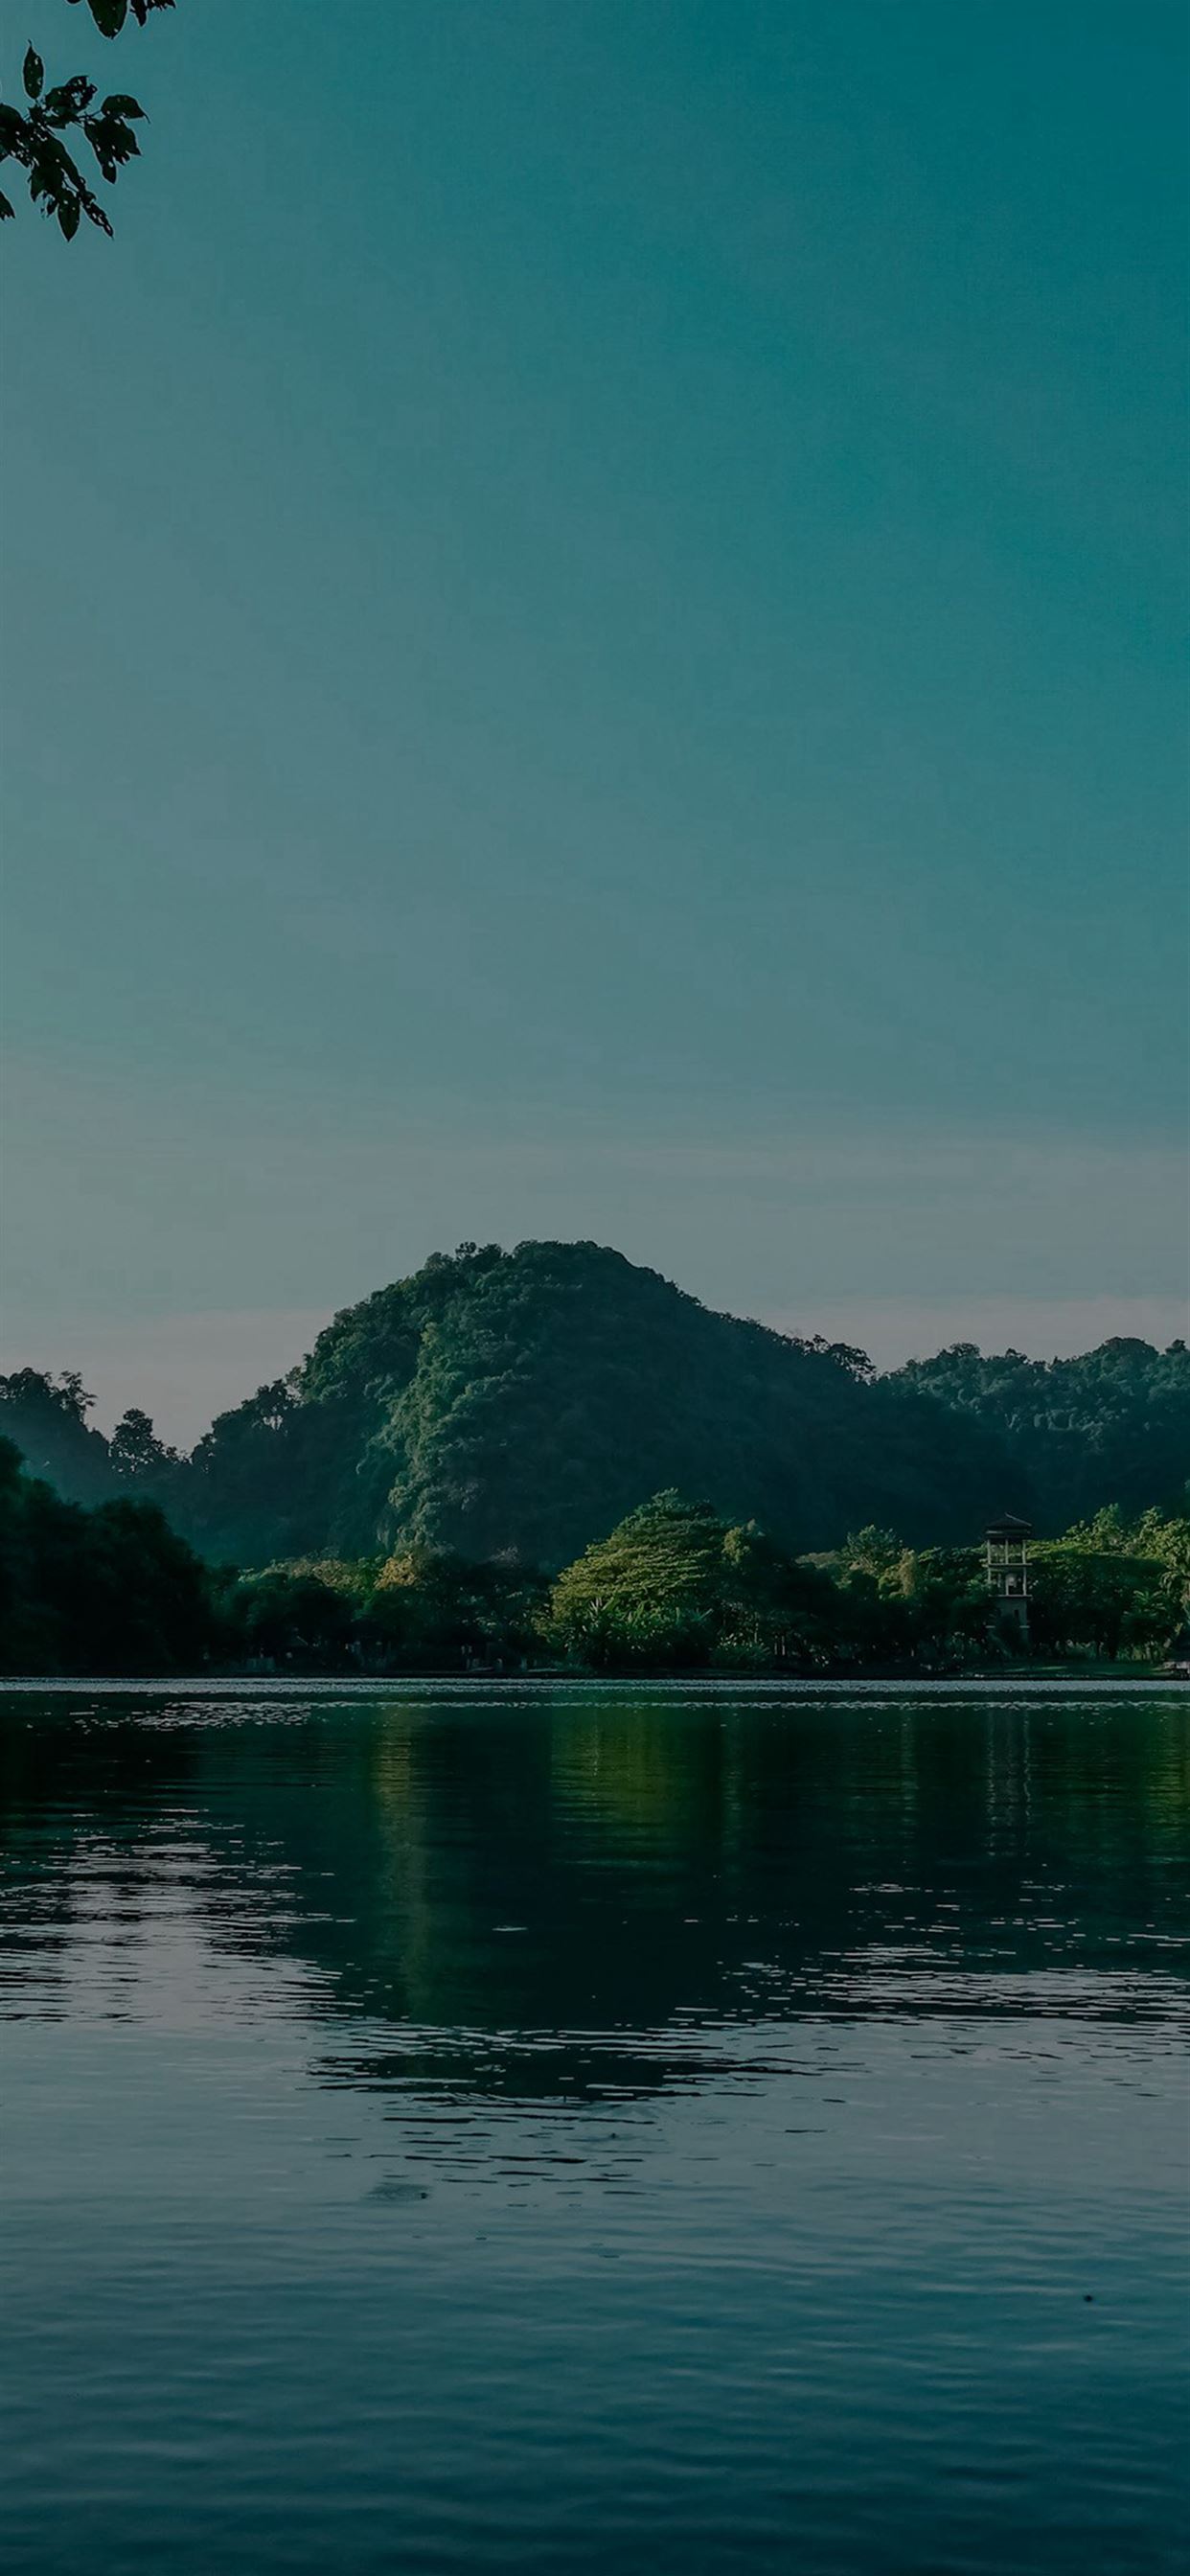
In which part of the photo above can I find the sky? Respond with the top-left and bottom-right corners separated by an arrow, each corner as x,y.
2,0 -> 1186,1440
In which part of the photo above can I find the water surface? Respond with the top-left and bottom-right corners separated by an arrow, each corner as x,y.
2,1681 -> 1187,2573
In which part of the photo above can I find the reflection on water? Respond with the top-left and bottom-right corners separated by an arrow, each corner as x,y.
1,1684 -> 1187,2574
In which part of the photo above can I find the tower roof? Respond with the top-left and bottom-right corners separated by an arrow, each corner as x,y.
985,1513 -> 1033,1538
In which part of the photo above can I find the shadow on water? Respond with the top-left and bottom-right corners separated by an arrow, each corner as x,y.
2,1686 -> 1186,2104
2,1683 -> 1188,2576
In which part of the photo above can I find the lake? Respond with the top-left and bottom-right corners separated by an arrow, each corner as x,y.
1,1680 -> 1187,2574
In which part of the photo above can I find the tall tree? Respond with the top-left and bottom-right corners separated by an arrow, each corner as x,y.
108,1406 -> 177,1484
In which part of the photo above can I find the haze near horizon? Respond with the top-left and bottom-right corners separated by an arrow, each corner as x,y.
2,0 -> 1186,1442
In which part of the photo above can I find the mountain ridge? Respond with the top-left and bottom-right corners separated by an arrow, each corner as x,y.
2,1239 -> 1185,1567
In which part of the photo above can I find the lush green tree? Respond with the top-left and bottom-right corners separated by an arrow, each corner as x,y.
548,1494 -> 728,1670
821,1527 -> 1012,1668
9,1248 -> 1187,1583
1,0 -> 174,237
902,1546 -> 1001,1664
714,1519 -> 838,1667
892,1338 -> 1190,1529
547,1491 -> 836,1672
277,1555 -> 380,1605
174,1241 -> 1013,1572
791,1336 -> 876,1383
0,1435 -> 216,1674
835,1526 -> 911,1585
356,1546 -> 547,1673
3,1408 -> 1181,1677
181,1376 -> 319,1567
221,1569 -> 355,1671
108,1405 -> 177,1484
0,1368 -> 115,1506
1058,1504 -> 1190,1588
1025,1505 -> 1188,1661
1028,1546 -> 1181,1662
1131,1507 -> 1190,1584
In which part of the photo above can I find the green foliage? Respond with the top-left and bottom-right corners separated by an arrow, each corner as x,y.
0,1435 -> 215,1674
547,1491 -> 839,1671
0,1368 -> 115,1506
1027,1506 -> 1189,1660
835,1526 -> 910,1584
548,1493 -> 725,1668
182,1376 -> 314,1566
1029,1551 -> 1180,1661
829,1531 -> 996,1669
0,1408 -> 1182,1674
108,1405 -> 177,1484
221,1569 -> 356,1672
275,1555 -> 381,1603
6,1249 -> 1187,1592
1057,1504 -> 1190,1582
545,1492 -> 1014,1676
171,1242 -> 1014,1572
356,1547 -> 548,1672
893,1339 -> 1190,1529
207,1543 -> 548,1676
0,0 -> 172,235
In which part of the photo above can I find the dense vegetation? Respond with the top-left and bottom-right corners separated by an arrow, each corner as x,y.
1,1439 -> 1185,1679
0,1243 -> 1040,1565
0,1436 -> 212,1675
110,1240 -> 1010,1568
2,1244 -> 1186,1590
545,1493 -> 1188,1672
891,1339 -> 1190,1528
546,1494 -> 841,1669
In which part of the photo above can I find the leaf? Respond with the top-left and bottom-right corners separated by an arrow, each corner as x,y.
102,95 -> 146,118
0,192 -> 14,220
45,79 -> 96,125
84,106 -> 141,177
57,194 -> 80,239
23,46 -> 44,100
86,0 -> 129,35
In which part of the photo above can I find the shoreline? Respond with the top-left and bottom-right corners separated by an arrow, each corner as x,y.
2,1664 -> 1183,1692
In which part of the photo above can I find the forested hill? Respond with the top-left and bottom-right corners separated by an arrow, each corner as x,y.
172,1242 -> 1012,1567
889,1339 -> 1190,1530
2,1243 -> 1186,1569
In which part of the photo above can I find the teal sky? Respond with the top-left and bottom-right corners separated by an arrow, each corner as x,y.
2,0 -> 1186,1438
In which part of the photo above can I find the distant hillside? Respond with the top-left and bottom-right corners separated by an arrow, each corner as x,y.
0,1369 -> 118,1507
149,1240 -> 1013,1566
890,1339 -> 1190,1529
3,1244 -> 1186,1569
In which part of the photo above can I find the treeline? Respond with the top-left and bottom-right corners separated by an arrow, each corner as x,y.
9,1244 -> 1188,1579
0,1437 -> 213,1675
3,1248 -> 1187,1576
891,1338 -> 1190,1527
2,1448 -> 1186,1678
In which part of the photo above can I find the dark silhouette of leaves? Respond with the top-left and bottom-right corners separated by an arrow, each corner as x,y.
83,99 -> 142,178
78,0 -> 130,31
44,77 -> 98,118
67,0 -> 175,34
3,0 -> 172,235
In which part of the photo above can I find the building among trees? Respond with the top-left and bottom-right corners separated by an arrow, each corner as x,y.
985,1515 -> 1032,1636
